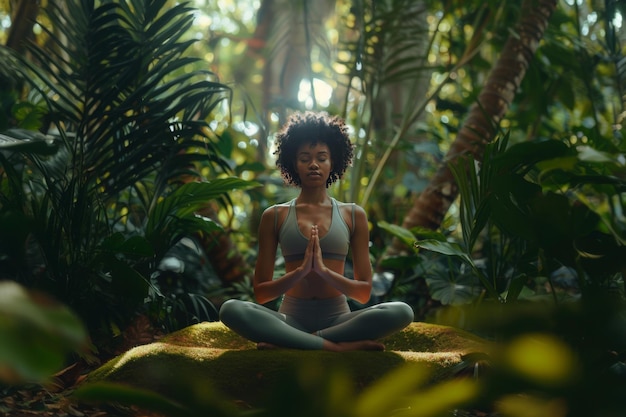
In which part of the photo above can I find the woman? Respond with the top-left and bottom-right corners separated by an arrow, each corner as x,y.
220,111 -> 414,351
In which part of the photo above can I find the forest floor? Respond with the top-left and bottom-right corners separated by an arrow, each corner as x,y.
1,315 -> 165,417
0,361 -> 160,417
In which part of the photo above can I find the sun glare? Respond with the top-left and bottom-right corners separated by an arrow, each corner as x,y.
297,78 -> 334,109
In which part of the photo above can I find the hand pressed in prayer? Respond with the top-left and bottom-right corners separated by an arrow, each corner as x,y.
310,225 -> 327,275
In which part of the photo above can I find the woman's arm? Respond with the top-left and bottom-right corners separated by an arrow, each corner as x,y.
253,206 -> 312,304
312,205 -> 373,304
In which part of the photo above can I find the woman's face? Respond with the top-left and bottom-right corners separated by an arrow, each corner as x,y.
295,142 -> 332,187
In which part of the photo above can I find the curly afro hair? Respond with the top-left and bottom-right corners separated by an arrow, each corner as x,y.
274,111 -> 354,187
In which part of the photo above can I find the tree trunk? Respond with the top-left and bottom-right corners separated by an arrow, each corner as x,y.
5,0 -> 39,52
385,0 -> 559,257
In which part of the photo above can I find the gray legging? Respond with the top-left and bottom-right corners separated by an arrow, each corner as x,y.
219,295 -> 414,350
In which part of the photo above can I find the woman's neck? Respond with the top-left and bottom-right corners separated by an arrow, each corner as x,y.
296,187 -> 330,204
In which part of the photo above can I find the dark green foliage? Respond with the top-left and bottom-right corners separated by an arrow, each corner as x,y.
0,0 -> 254,340
395,135 -> 626,307
0,281 -> 89,383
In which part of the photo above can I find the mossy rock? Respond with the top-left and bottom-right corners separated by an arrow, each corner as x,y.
86,322 -> 489,406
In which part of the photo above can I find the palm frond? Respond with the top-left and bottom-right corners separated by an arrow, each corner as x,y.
17,0 -> 231,202
339,0 -> 432,89
0,0 -> 235,327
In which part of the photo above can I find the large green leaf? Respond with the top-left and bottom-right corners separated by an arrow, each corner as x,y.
425,273 -> 483,305
415,239 -> 500,300
0,281 -> 88,383
377,221 -> 418,248
146,178 -> 259,254
492,140 -> 572,173
414,239 -> 472,263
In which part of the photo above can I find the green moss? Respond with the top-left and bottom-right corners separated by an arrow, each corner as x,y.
159,322 -> 256,349
85,322 -> 489,406
381,322 -> 488,352
158,321 -> 488,353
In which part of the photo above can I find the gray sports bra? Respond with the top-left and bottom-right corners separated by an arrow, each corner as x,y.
275,198 -> 354,262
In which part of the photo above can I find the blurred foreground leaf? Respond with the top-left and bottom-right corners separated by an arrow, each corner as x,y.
74,382 -> 196,417
0,281 -> 88,384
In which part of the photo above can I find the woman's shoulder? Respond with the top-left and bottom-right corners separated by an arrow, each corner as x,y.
262,200 -> 292,212
335,199 -> 364,211
334,199 -> 367,222
260,200 -> 292,226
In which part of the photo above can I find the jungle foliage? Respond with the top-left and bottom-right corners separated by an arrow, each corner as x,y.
1,0 -> 626,416
0,0 -> 255,347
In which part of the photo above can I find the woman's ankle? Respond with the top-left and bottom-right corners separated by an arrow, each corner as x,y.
323,339 -> 385,352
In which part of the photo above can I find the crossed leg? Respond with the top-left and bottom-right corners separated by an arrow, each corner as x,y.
219,299 -> 413,351
318,301 -> 415,342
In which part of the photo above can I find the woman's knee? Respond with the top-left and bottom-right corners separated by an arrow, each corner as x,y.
384,302 -> 414,326
398,302 -> 415,325
219,299 -> 247,324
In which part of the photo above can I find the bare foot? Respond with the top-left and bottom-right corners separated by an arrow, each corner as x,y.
324,340 -> 385,352
257,342 -> 281,350
257,340 -> 385,351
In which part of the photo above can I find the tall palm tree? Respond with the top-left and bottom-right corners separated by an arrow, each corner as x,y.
385,0 -> 559,257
